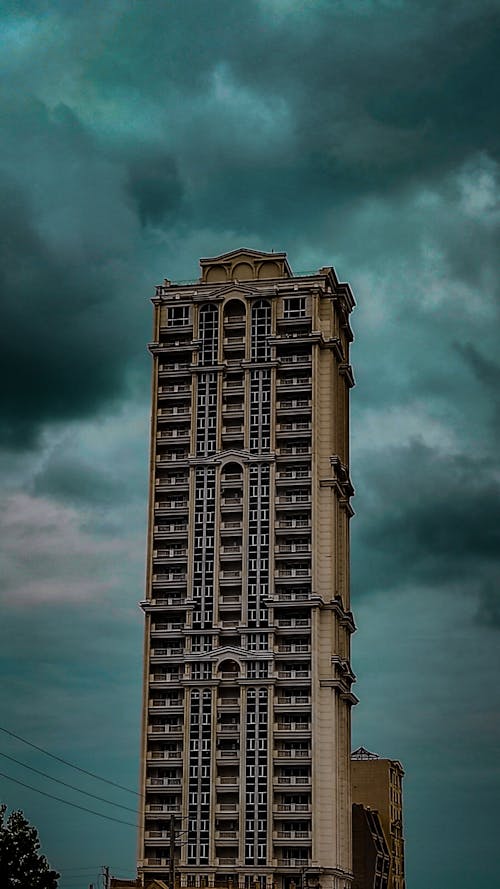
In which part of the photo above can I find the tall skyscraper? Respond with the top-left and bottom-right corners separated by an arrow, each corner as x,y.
138,249 -> 357,889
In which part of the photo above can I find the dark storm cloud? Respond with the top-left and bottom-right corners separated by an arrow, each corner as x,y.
352,442 -> 500,623
32,455 -> 121,505
126,152 -> 184,227
0,94 -> 148,447
1,0 -> 499,449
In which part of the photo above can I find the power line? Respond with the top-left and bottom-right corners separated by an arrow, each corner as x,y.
0,770 -> 137,828
0,725 -> 140,796
0,751 -> 138,814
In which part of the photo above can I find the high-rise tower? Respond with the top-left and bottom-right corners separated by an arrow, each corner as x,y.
138,249 -> 357,889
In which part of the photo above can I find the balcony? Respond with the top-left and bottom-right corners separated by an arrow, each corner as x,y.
276,494 -> 311,505
276,644 -> 310,654
154,523 -> 188,538
222,404 -> 244,418
276,446 -> 311,457
216,749 -> 240,761
221,473 -> 243,485
222,426 -> 244,441
151,622 -> 184,632
215,830 -> 239,840
158,362 -> 191,374
221,497 -> 243,508
277,376 -> 311,389
273,803 -> 311,814
217,723 -> 240,734
152,573 -> 187,586
148,724 -> 184,736
275,695 -> 311,706
220,544 -> 242,555
157,407 -> 191,420
275,618 -> 311,628
221,521 -> 242,532
216,803 -> 239,813
150,647 -> 183,658
219,570 -> 242,585
219,594 -> 242,606
155,477 -> 189,490
276,543 -> 310,554
275,568 -> 310,579
156,429 -> 190,442
272,592 -> 310,603
149,695 -> 184,708
274,776 -> 311,786
156,452 -> 189,463
273,749 -> 311,760
145,804 -> 181,814
276,859 -> 310,868
276,470 -> 311,481
276,670 -> 310,680
279,355 -> 311,365
146,777 -> 182,787
217,697 -> 240,709
277,400 -> 311,411
154,547 -> 187,559
275,722 -> 311,732
158,384 -> 190,395
149,673 -> 184,684
147,751 -> 182,762
216,776 -> 239,789
155,500 -> 188,513
273,831 -> 311,840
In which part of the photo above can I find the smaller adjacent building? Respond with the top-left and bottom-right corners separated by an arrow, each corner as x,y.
351,749 -> 405,889
351,805 -> 389,889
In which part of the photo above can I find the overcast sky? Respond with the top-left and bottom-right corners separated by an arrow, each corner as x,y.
1,1 -> 499,887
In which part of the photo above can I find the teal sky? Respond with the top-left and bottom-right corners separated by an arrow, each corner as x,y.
1,2 -> 499,887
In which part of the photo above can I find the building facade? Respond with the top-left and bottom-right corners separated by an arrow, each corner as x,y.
351,750 -> 405,889
351,805 -> 390,889
138,249 -> 357,889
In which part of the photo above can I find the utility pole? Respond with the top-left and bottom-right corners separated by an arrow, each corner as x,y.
169,812 -> 176,889
102,865 -> 110,889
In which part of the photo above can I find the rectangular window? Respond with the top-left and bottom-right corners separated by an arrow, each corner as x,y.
167,305 -> 190,326
283,297 -> 306,319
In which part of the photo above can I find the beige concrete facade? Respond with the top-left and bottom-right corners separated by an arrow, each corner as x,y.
351,752 -> 405,889
138,249 -> 357,889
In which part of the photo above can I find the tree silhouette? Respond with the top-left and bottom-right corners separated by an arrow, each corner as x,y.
0,804 -> 59,888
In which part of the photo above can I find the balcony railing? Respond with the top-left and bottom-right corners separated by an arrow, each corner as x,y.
276,645 -> 310,653
275,776 -> 311,786
277,376 -> 310,386
274,749 -> 311,759
148,725 -> 183,734
147,751 -> 182,761
274,803 -> 311,813
147,777 -> 182,787
275,569 -> 310,578
275,722 -> 311,731
276,859 -> 310,867
152,573 -> 187,582
275,619 -> 311,628
276,495 -> 310,504
152,622 -> 184,631
155,548 -> 187,558
275,696 -> 311,705
280,355 -> 311,364
276,671 -> 310,680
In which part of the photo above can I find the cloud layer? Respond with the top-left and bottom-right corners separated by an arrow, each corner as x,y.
1,2 -> 499,888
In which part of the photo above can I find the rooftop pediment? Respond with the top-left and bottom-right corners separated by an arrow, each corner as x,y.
199,247 -> 292,283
